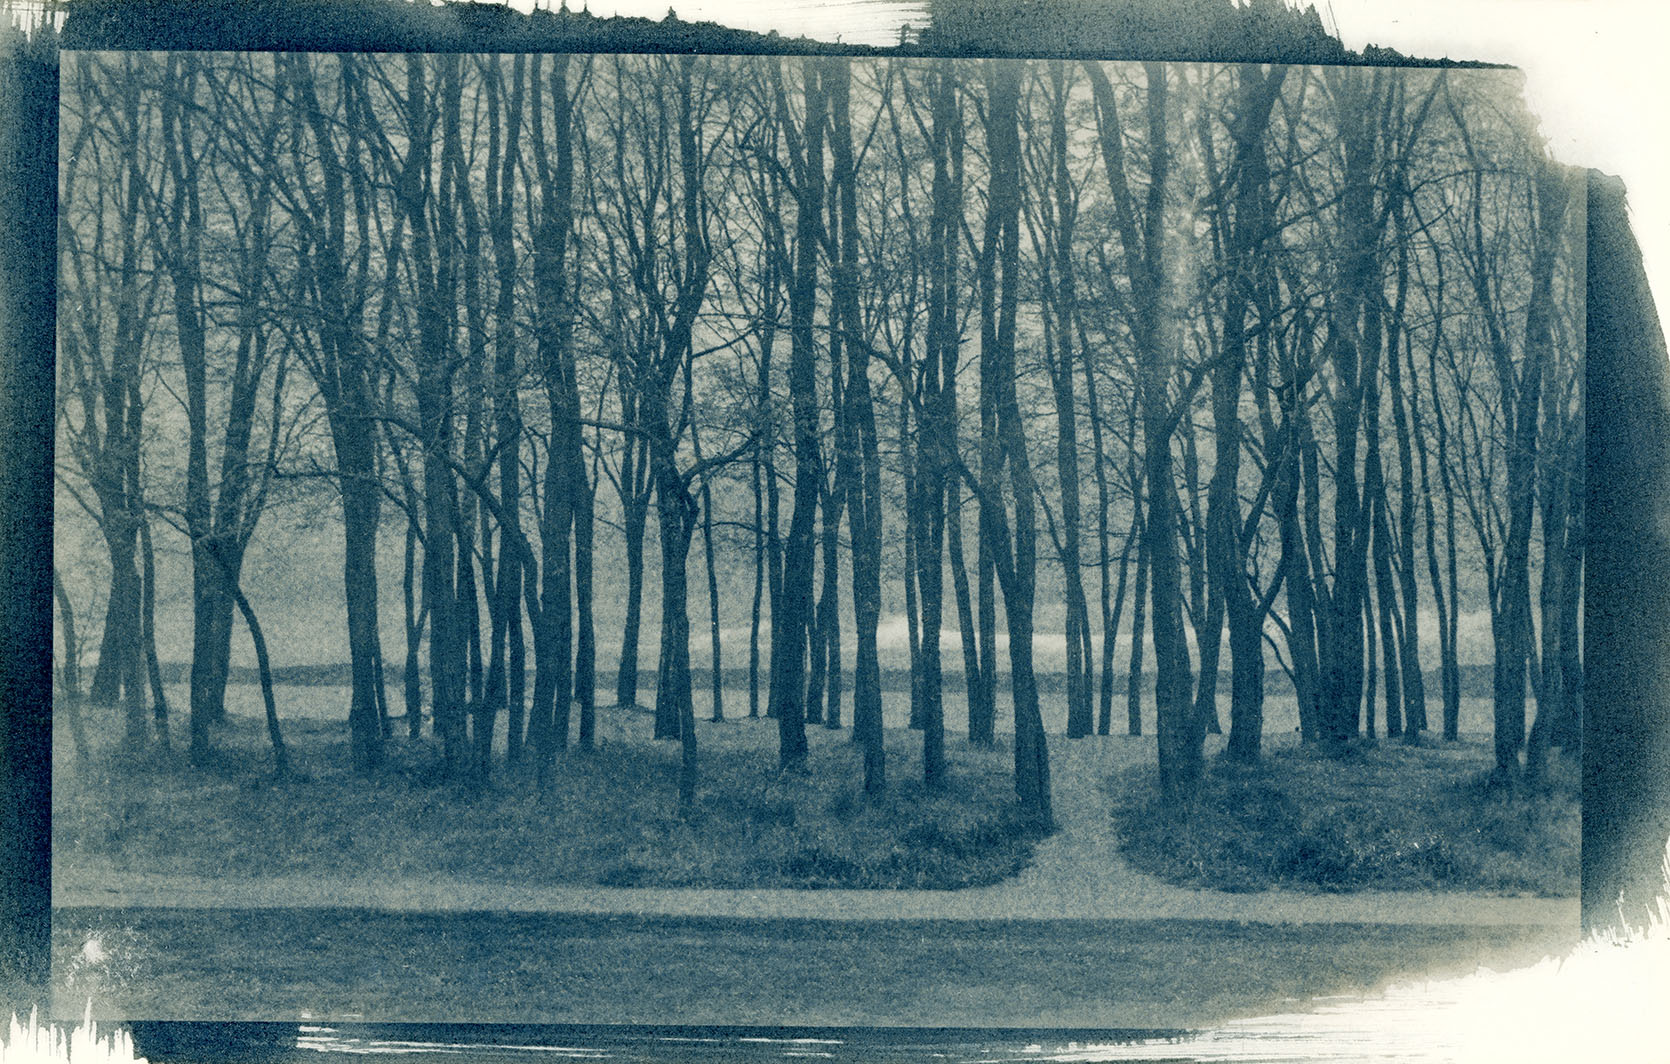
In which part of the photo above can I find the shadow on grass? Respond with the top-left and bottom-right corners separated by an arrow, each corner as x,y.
1110,736 -> 1579,896
54,699 -> 1039,892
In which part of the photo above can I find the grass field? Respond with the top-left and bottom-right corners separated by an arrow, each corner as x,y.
52,907 -> 1576,1026
54,690 -> 1039,891
52,682 -> 1576,896
1113,733 -> 1580,896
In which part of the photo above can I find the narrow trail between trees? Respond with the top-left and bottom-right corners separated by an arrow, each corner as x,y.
54,734 -> 1575,929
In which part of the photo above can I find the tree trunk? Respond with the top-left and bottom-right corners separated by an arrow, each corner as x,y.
658,483 -> 700,806
575,474 -> 597,749
692,421 -> 725,725
1127,524 -> 1149,737
139,517 -> 171,748
1044,61 -> 1093,742
906,58 -> 960,788
618,478 -> 649,709
749,447 -> 766,719
403,522 -> 425,740
1423,308 -> 1463,741
1387,314 -> 1428,739
1214,64 -> 1282,763
1083,329 -> 1120,739
1181,430 -> 1215,737
207,543 -> 289,778
1089,60 -> 1196,803
53,570 -> 91,762
288,54 -> 385,775
767,57 -> 824,771
830,56 -> 878,743
1492,161 -> 1568,781
1364,366 -> 1403,740
948,483 -> 982,742
982,58 -> 1051,829
1099,525 -> 1136,737
806,471 -> 837,725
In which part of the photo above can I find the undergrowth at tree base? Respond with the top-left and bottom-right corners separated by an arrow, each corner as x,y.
54,698 -> 1040,892
1111,735 -> 1578,896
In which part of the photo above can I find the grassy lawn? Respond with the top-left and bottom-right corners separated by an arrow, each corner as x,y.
54,694 -> 1038,891
53,907 -> 1576,1026
56,684 -> 1573,896
1114,731 -> 1580,895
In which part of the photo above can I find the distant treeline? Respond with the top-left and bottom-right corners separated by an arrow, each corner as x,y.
157,663 -> 1504,700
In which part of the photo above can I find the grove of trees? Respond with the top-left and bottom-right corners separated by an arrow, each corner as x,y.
55,51 -> 1584,827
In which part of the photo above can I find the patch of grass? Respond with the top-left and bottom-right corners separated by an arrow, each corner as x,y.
1112,735 -> 1578,896
52,907 -> 1576,1027
53,696 -> 1039,891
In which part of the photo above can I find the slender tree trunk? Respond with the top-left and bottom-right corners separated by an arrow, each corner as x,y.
575,474 -> 597,749
139,517 -> 170,748
208,543 -> 289,778
1098,525 -> 1136,736
830,57 -> 878,742
288,53 -> 385,776
907,58 -> 960,787
821,506 -> 843,728
982,59 -> 1051,828
1370,472 -> 1404,739
484,51 -> 526,767
806,472 -> 837,725
1213,64 -> 1282,762
692,421 -> 725,725
1364,332 -> 1403,741
1364,580 -> 1379,738
457,527 -> 488,763
1127,525 -> 1149,737
401,55 -> 466,774
1527,431 -> 1569,786
120,548 -> 147,751
91,557 -> 133,708
1553,451 -> 1583,756
1083,346 -> 1119,738
53,570 -> 91,762
701,476 -> 724,723
1043,61 -> 1093,742
404,523 -> 425,739
949,483 -> 983,739
1090,61 -> 1196,802
903,394 -> 925,733
767,58 -> 824,771
749,448 -> 766,719
341,430 -> 385,772
1181,431 -> 1216,737
525,52 -> 581,772
1492,162 -> 1568,781
973,409 -> 999,747
651,439 -> 700,804
1409,321 -> 1446,744
162,57 -> 224,762
765,429 -> 783,719
618,477 -> 649,708
1388,328 -> 1427,739
1424,310 -> 1464,741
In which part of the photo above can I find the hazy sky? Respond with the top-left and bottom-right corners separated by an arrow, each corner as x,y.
1320,0 -> 1669,344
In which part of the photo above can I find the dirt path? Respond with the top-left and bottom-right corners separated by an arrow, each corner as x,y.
54,734 -> 1576,928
